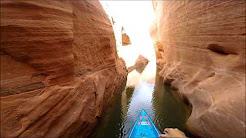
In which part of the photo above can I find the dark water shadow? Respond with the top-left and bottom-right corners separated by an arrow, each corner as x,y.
89,69 -> 193,138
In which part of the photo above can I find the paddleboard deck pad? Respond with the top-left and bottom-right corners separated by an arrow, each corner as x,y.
129,109 -> 160,138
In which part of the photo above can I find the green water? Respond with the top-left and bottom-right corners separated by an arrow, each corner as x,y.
89,68 -> 191,138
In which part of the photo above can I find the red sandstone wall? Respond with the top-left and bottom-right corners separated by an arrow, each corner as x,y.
151,1 -> 246,137
0,1 -> 127,137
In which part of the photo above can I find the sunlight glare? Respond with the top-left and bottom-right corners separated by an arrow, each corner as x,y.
100,1 -> 156,68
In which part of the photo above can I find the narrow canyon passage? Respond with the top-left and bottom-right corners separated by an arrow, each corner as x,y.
90,1 -> 191,137
90,69 -> 191,137
1,1 -> 245,138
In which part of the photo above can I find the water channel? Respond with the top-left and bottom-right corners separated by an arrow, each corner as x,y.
90,62 -> 192,138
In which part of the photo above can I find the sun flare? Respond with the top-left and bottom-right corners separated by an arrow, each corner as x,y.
100,1 -> 156,68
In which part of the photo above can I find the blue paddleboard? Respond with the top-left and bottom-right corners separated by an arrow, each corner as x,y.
129,109 -> 160,138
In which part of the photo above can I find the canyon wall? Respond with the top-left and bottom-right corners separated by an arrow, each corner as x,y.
151,1 -> 245,137
0,1 -> 127,137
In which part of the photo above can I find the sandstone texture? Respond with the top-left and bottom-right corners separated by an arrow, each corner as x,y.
122,33 -> 131,46
122,27 -> 131,46
128,55 -> 149,73
0,1 -> 127,137
151,1 -> 246,137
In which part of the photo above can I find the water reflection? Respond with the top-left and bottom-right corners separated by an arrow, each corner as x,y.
90,62 -> 191,137
89,2 -> 191,138
123,82 -> 155,137
153,72 -> 191,135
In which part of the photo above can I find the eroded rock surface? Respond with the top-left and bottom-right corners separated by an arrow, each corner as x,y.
128,55 -> 149,73
151,1 -> 246,137
121,27 -> 131,46
122,33 -> 131,46
0,1 -> 127,137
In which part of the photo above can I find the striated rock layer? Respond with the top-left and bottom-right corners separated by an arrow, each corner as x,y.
0,1 -> 127,137
151,1 -> 246,137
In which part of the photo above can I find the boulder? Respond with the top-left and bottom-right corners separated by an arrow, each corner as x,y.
0,1 -> 127,137
121,27 -> 131,46
128,55 -> 149,73
122,32 -> 131,46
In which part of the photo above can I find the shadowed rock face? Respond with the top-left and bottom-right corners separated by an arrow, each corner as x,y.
151,1 -> 245,137
0,1 -> 127,137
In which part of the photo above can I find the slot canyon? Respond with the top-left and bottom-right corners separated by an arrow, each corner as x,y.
0,1 -> 245,138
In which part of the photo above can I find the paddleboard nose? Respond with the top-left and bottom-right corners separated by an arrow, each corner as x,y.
129,109 -> 160,138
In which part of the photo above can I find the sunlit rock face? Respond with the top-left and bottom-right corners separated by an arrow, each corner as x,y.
151,1 -> 245,137
128,55 -> 149,73
121,27 -> 131,46
0,1 -> 127,137
122,32 -> 131,46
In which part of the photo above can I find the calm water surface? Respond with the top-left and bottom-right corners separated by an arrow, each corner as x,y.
90,63 -> 191,138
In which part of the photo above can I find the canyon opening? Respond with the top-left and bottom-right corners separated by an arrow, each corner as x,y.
0,0 -> 245,138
